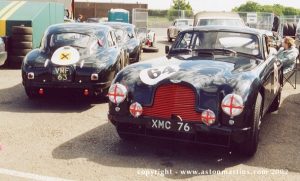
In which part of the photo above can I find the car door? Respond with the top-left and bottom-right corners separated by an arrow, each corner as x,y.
261,35 -> 278,113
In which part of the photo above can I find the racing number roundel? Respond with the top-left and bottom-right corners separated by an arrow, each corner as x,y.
51,46 -> 80,66
139,65 -> 180,85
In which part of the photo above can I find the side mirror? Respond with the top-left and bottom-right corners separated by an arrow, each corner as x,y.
165,45 -> 170,54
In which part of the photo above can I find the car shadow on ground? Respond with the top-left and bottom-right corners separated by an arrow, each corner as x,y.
156,40 -> 173,46
0,83 -> 102,113
52,91 -> 300,179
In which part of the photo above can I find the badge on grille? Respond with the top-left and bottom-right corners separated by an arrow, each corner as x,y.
51,46 -> 80,65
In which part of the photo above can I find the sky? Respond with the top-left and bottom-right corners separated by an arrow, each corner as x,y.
76,0 -> 300,11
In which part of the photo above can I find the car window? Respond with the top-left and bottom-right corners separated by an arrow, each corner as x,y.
107,32 -> 114,47
176,20 -> 189,26
50,33 -> 90,48
177,32 -> 194,49
114,28 -> 127,42
198,19 -> 244,27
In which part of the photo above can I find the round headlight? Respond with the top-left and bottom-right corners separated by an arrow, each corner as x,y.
129,102 -> 143,118
221,94 -> 244,117
108,83 -> 127,104
201,109 -> 216,126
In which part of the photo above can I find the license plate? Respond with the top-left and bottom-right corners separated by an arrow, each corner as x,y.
148,119 -> 193,133
52,66 -> 72,82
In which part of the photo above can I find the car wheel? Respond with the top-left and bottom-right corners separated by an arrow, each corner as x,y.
25,87 -> 38,99
238,93 -> 262,157
143,46 -> 159,53
268,91 -> 281,113
117,130 -> 136,141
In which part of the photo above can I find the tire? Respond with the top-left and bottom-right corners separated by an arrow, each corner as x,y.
11,35 -> 33,42
117,130 -> 136,141
10,41 -> 32,49
8,55 -> 25,68
268,91 -> 281,113
238,93 -> 262,157
12,26 -> 33,35
10,48 -> 32,56
25,87 -> 38,99
143,46 -> 159,53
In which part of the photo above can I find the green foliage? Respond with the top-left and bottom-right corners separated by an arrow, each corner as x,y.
167,0 -> 193,21
171,0 -> 192,11
148,10 -> 168,17
233,1 -> 300,16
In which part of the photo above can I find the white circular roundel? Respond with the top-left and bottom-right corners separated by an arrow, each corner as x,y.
51,46 -> 80,66
139,65 -> 180,85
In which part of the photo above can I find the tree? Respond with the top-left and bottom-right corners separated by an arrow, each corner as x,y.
233,1 -> 261,12
168,0 -> 193,21
171,0 -> 192,11
233,1 -> 300,16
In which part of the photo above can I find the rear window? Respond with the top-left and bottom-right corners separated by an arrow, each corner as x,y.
176,20 -> 189,26
50,33 -> 90,48
198,19 -> 244,27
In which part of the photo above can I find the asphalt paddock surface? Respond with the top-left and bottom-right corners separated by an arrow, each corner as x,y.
0,36 -> 300,180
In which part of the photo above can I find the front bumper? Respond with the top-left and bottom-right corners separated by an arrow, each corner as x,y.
109,114 -> 251,147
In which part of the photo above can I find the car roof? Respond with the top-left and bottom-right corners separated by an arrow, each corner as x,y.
194,12 -> 241,19
182,26 -> 265,36
47,23 -> 112,35
175,19 -> 193,21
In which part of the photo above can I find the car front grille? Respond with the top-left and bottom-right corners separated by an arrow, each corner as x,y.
143,84 -> 202,121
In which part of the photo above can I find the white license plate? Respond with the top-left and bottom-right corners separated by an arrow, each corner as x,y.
150,119 -> 193,133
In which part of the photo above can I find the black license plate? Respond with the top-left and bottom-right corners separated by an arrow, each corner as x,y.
147,119 -> 194,133
52,66 -> 72,82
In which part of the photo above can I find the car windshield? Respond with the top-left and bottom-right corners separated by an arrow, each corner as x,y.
174,31 -> 260,56
50,33 -> 90,48
198,19 -> 244,27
